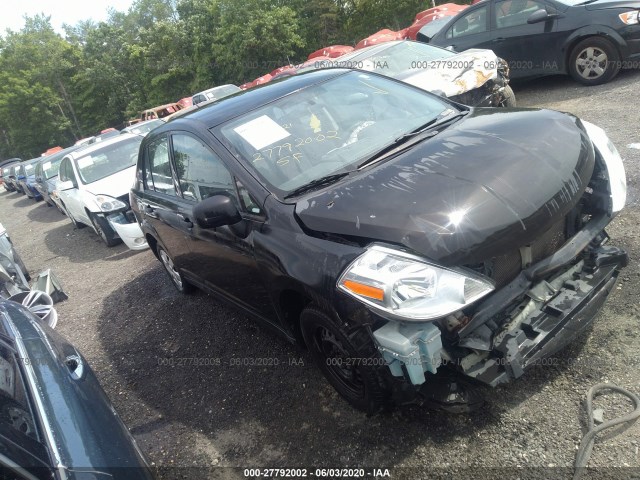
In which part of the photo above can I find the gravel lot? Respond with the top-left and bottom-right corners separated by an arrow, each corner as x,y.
1,71 -> 639,479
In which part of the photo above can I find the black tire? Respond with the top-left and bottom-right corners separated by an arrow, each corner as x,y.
90,213 -> 121,247
500,85 -> 516,107
569,37 -> 621,86
300,306 -> 389,414
157,245 -> 195,294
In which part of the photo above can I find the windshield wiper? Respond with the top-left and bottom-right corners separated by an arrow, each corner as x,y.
284,172 -> 352,199
357,110 -> 469,170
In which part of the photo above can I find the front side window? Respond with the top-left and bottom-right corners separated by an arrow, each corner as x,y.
447,6 -> 488,38
172,134 -> 236,203
74,137 -> 142,184
219,71 -> 450,197
59,158 -> 77,186
146,136 -> 176,196
495,0 -> 547,28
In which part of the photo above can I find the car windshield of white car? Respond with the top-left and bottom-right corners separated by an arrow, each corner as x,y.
345,42 -> 456,76
219,71 -> 451,196
75,137 -> 142,184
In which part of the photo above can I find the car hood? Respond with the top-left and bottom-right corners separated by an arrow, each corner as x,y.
83,166 -> 136,198
395,49 -> 501,97
295,108 -> 595,266
584,0 -> 640,10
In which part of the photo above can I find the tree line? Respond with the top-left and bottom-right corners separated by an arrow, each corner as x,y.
0,0 -> 465,159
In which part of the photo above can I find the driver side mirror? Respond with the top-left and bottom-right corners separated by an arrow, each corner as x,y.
527,9 -> 556,24
193,194 -> 242,229
58,180 -> 75,191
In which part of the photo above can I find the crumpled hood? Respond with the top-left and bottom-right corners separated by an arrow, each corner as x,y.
295,108 -> 595,266
396,49 -> 500,97
83,166 -> 136,199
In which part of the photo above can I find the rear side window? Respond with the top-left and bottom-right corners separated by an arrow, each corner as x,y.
146,136 -> 176,196
171,134 -> 237,203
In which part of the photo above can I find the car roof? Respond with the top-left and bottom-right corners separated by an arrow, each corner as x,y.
65,133 -> 141,160
0,158 -> 21,168
168,69 -> 349,130
37,144 -> 83,165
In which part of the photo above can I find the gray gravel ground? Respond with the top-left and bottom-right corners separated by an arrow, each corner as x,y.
1,70 -> 639,480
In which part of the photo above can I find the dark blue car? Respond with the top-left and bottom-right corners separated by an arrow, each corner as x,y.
16,158 -> 42,201
420,0 -> 640,85
0,300 -> 154,479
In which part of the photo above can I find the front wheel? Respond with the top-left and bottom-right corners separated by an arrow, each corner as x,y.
569,37 -> 621,86
90,213 -> 120,247
157,245 -> 195,294
300,306 -> 389,414
500,85 -> 516,107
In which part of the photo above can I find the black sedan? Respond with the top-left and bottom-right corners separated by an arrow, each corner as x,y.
131,69 -> 627,413
0,301 -> 153,479
419,0 -> 640,85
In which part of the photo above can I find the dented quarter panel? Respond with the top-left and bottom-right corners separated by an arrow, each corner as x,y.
295,108 -> 595,266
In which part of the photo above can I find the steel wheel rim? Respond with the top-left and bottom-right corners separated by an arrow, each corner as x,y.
314,326 -> 365,397
159,249 -> 183,289
575,47 -> 608,80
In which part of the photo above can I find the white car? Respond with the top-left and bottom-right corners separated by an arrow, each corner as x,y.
57,134 -> 148,250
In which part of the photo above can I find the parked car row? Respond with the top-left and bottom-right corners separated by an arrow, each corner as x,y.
2,129 -> 154,251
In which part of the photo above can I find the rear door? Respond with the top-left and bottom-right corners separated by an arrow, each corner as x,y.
138,134 -> 192,265
169,132 -> 274,318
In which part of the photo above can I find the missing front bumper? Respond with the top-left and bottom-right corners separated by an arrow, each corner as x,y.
107,211 -> 148,251
371,226 -> 627,391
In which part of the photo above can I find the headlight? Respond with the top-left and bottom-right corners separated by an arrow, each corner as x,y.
337,245 -> 494,321
94,195 -> 127,212
582,121 -> 627,213
619,11 -> 639,24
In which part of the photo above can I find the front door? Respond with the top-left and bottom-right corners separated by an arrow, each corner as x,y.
169,132 -> 274,319
490,0 -> 561,77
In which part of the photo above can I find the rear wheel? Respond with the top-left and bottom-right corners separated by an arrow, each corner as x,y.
90,213 -> 120,247
300,306 -> 389,414
157,245 -> 195,294
569,37 -> 620,86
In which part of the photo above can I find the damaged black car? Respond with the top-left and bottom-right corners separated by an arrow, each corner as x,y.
131,69 -> 627,413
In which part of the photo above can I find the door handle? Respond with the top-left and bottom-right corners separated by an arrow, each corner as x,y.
177,213 -> 194,229
494,37 -> 507,42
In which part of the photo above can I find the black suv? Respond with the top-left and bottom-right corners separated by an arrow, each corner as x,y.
131,69 -> 627,413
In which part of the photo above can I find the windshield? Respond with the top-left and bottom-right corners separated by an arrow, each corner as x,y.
219,71 -> 451,196
337,41 -> 455,76
74,137 -> 142,184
